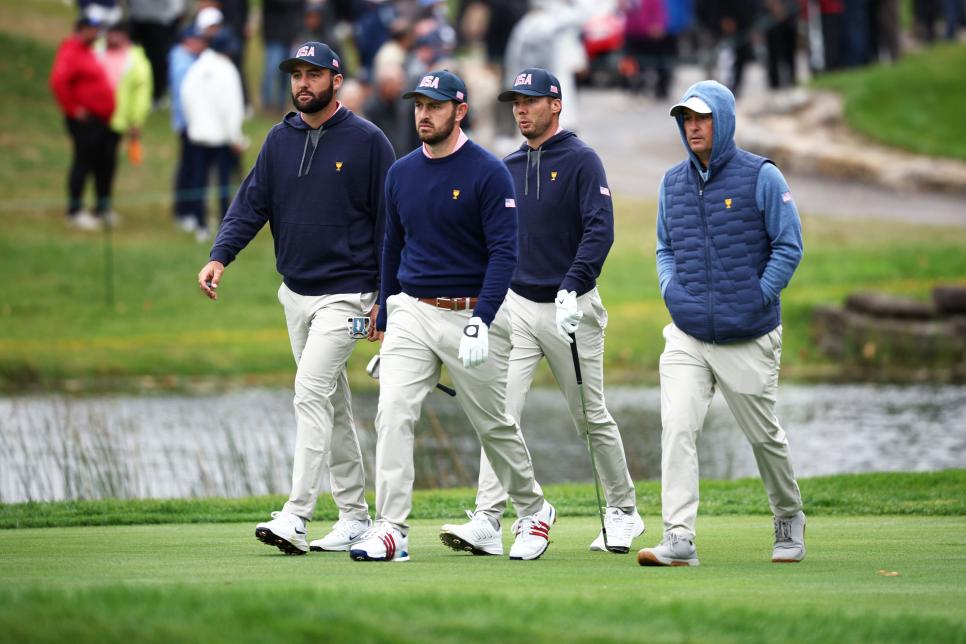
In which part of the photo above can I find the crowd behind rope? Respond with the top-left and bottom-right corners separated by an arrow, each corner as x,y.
56,0 -> 965,237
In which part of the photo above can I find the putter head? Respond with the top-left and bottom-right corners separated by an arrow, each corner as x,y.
366,354 -> 380,380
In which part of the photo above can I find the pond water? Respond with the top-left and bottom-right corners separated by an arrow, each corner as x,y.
2,384 -> 964,503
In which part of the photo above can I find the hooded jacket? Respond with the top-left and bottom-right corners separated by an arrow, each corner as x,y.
210,108 -> 396,296
503,130 -> 614,302
50,35 -> 116,123
655,80 -> 803,344
181,49 -> 244,147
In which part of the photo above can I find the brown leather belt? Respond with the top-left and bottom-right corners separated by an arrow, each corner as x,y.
417,297 -> 478,311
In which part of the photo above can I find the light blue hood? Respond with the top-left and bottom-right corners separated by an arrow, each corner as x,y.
673,80 -> 737,180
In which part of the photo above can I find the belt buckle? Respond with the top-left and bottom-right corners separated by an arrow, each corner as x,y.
436,297 -> 456,310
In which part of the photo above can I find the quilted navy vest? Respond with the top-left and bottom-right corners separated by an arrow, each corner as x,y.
662,147 -> 781,344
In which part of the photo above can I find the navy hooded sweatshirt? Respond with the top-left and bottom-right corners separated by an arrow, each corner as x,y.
210,108 -> 395,295
503,130 -> 614,302
377,138 -> 518,330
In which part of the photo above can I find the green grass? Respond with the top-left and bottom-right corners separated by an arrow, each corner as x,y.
1,6 -> 965,390
813,42 -> 966,161
1,515 -> 964,642
2,471 -> 963,529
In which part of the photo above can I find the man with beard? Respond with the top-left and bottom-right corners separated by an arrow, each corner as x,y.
196,42 -> 395,556
350,70 -> 556,563
439,68 -> 645,557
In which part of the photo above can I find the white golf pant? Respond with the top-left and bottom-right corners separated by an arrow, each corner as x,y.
475,289 -> 637,522
375,292 -> 545,535
659,322 -> 802,539
279,282 -> 373,522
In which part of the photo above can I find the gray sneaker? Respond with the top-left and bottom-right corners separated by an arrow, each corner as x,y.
772,511 -> 806,563
637,533 -> 699,567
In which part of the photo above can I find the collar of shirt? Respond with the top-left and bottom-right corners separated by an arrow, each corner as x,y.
422,128 -> 468,159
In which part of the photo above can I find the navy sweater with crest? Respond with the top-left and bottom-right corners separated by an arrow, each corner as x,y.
377,139 -> 518,329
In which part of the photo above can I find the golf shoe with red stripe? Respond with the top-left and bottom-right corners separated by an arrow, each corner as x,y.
508,501 -> 556,560
348,522 -> 410,562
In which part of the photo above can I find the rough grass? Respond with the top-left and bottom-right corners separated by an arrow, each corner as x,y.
813,42 -> 966,161
2,470 -> 963,529
1,515 -> 964,642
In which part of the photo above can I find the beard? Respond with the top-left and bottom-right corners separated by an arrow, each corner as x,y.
292,84 -> 335,114
417,109 -> 457,145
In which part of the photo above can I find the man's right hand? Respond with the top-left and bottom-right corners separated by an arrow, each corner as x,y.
198,261 -> 225,300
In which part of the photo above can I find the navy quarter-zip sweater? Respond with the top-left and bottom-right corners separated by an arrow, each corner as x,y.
503,130 -> 614,302
209,109 -> 395,295
377,139 -> 518,330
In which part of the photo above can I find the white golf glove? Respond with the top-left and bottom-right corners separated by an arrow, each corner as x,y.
555,289 -> 583,343
458,316 -> 489,368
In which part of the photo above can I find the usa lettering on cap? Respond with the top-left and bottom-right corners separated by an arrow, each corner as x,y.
296,45 -> 316,57
419,75 -> 440,89
514,73 -> 533,86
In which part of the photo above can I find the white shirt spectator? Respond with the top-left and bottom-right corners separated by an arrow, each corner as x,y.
180,49 -> 244,147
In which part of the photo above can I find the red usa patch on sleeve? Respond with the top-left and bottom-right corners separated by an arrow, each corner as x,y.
600,186 -> 611,196
505,198 -> 516,208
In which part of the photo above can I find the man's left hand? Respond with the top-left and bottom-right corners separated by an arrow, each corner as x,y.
458,316 -> 488,368
555,289 -> 583,343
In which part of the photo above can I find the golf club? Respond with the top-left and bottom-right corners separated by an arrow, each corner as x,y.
569,332 -> 615,552
366,354 -> 456,397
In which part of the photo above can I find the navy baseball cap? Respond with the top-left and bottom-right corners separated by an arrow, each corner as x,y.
498,68 -> 562,102
279,41 -> 342,74
402,70 -> 467,103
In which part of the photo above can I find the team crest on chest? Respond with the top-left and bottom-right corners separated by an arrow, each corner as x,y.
452,189 -> 460,200
335,162 -> 343,172
724,198 -> 732,208
551,171 -> 558,182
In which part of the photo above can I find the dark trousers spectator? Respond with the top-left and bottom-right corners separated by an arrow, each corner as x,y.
870,0 -> 901,61
65,117 -> 120,216
625,34 -> 677,99
821,10 -> 845,70
174,131 -> 197,222
915,0 -> 939,41
843,0 -> 871,66
942,0 -> 963,38
185,143 -> 237,232
130,20 -> 179,103
765,16 -> 798,88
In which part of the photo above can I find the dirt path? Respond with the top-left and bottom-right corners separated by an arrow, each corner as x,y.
575,64 -> 966,227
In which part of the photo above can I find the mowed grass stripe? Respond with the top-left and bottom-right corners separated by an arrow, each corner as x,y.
1,516 -> 963,643
3,471 -> 963,529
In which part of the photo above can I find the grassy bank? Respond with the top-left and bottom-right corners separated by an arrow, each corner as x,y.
1,515 -> 964,642
813,42 -> 966,161
2,470 -> 963,529
2,7 -> 965,391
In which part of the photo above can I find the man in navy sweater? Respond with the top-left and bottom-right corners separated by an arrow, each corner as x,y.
350,70 -> 555,563
439,68 -> 645,556
638,80 -> 805,567
196,42 -> 396,556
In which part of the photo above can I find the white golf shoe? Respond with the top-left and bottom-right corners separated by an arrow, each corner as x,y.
309,517 -> 372,552
589,507 -> 645,554
348,522 -> 410,562
508,501 -> 556,560
637,533 -> 699,567
772,511 -> 807,563
255,511 -> 308,555
68,210 -> 102,231
439,510 -> 503,556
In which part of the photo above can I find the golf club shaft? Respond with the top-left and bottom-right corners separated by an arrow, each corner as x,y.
569,332 -> 608,547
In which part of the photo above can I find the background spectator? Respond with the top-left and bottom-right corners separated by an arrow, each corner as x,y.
168,26 -> 207,231
50,16 -> 116,230
261,0 -> 306,112
128,0 -> 187,105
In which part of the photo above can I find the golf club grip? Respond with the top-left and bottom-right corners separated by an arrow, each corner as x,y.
435,383 -> 457,397
569,333 -> 583,385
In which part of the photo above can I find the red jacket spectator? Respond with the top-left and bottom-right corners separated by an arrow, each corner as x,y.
50,34 -> 115,122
